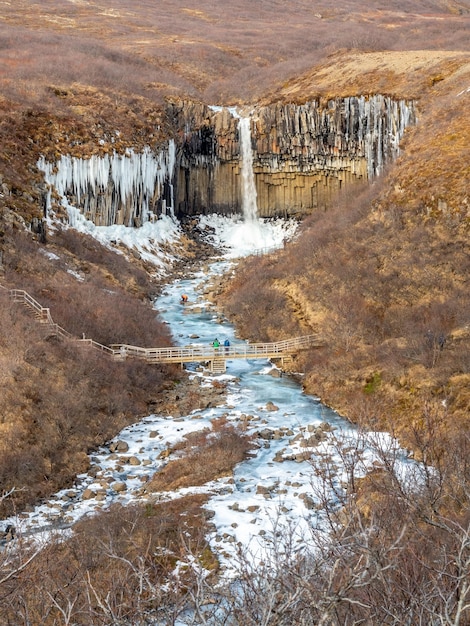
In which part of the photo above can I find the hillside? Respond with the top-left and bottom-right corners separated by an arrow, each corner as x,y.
220,48 -> 470,454
0,1 -> 469,623
1,1 -> 470,222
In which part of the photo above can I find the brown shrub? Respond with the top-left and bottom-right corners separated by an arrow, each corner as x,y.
0,231 -> 180,516
0,496 -> 216,624
148,423 -> 255,492
53,227 -> 152,294
0,327 -> 175,516
3,228 -> 171,348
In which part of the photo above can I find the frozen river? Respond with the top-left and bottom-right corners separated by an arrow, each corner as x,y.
3,252 -> 400,577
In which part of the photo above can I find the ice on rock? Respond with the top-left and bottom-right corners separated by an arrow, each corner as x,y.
38,141 -> 176,227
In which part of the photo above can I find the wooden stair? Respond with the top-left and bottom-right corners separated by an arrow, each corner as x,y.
210,358 -> 227,374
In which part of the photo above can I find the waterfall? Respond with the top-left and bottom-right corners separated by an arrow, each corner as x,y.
205,106 -> 270,253
238,116 -> 258,222
231,109 -> 268,250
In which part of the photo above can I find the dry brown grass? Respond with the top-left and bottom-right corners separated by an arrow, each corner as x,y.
3,228 -> 170,346
148,421 -> 255,492
0,226 -> 185,517
1,0 -> 469,227
271,51 -> 470,102
219,160 -> 470,455
1,0 -> 469,108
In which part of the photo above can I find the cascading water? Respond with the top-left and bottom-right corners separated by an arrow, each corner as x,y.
238,116 -> 259,223
223,108 -> 271,252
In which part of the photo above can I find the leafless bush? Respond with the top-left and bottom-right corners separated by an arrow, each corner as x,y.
53,227 -> 151,293
4,229 -> 170,348
2,425 -> 470,624
213,427 -> 470,625
0,496 -> 218,625
0,228 -> 178,516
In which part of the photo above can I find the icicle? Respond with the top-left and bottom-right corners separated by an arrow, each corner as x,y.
37,142 -> 177,228
167,139 -> 176,215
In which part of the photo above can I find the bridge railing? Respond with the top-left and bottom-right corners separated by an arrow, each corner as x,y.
110,334 -> 321,363
76,337 -> 117,356
2,285 -> 115,355
2,282 -> 322,365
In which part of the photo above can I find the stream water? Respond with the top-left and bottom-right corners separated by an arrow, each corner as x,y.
3,114 -> 410,577
3,254 -> 408,579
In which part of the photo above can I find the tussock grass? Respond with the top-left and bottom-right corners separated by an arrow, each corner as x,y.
148,422 -> 255,492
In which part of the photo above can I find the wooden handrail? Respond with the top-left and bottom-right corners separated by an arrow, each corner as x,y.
1,283 -> 322,365
110,333 -> 322,363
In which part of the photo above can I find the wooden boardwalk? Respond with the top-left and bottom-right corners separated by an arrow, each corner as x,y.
1,285 -> 322,373
110,334 -> 321,372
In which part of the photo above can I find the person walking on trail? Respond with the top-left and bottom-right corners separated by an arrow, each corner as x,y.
213,338 -> 220,349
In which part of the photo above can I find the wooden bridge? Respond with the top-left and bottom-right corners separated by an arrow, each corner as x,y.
1,285 -> 322,373
110,334 -> 321,373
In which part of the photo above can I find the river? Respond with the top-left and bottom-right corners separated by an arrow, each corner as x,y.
2,248 -> 411,580
4,108 -> 409,573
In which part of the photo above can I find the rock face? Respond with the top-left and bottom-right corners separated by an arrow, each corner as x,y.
38,96 -> 415,225
173,96 -> 416,218
38,143 -> 177,227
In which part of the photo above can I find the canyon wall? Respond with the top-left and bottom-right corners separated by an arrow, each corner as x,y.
38,144 -> 177,227
38,96 -> 416,226
173,96 -> 416,218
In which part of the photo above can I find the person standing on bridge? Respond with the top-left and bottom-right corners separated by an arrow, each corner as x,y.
224,338 -> 230,353
213,338 -> 220,349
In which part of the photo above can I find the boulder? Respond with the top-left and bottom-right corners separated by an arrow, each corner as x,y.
266,401 -> 279,411
258,428 -> 274,440
82,488 -> 96,500
109,440 -> 129,453
111,482 -> 127,493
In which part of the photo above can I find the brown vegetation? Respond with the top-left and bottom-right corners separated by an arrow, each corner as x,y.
147,420 -> 255,492
1,0 -> 469,108
220,176 -> 469,446
0,0 -> 469,621
0,226 -> 182,517
0,496 -> 217,624
0,0 -> 469,226
3,228 -> 170,345
2,425 -> 470,624
0,299 -> 175,516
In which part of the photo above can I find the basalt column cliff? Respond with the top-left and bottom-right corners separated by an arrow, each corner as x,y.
39,96 -> 415,227
173,96 -> 416,218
